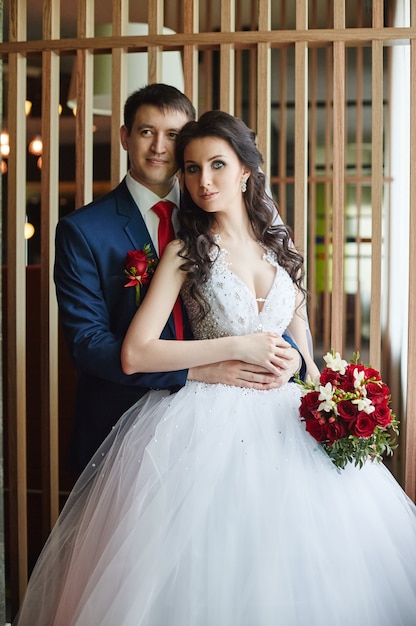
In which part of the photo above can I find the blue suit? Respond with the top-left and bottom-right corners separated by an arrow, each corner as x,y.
55,177 -> 305,474
54,178 -> 188,473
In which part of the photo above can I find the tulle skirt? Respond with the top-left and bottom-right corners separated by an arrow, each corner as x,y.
14,381 -> 416,625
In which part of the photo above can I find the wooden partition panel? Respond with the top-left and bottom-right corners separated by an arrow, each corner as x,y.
1,0 -> 416,614
39,0 -> 60,540
331,0 -> 346,353
6,0 -> 29,606
406,0 -> 416,507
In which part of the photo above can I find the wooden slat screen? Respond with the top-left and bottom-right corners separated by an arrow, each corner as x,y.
405,0 -> 416,505
1,0 -> 415,615
110,0 -> 129,187
369,1 -> 384,368
40,0 -> 60,538
6,0 -> 28,606
331,0 -> 346,353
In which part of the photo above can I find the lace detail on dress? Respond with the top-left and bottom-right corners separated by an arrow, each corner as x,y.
181,240 -> 296,340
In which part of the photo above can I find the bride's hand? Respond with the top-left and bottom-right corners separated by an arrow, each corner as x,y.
236,332 -> 293,375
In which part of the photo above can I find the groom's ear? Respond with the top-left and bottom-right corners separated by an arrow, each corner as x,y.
120,125 -> 129,151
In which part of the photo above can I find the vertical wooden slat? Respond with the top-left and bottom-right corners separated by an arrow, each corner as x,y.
368,0 -> 384,370
75,0 -> 94,208
278,2 -> 288,222
248,0 -> 257,131
352,0 -> 365,355
111,0 -> 128,187
323,27 -> 333,354
381,22 -> 400,481
354,41 -> 364,353
7,0 -> 28,612
405,0 -> 416,501
183,0 -> 199,111
148,0 -> 163,84
308,1 -> 318,335
220,0 -> 235,112
331,0 -> 346,353
40,0 -> 60,538
294,0 -> 308,255
201,2 -> 213,112
235,0 -> 243,119
257,0 -> 271,177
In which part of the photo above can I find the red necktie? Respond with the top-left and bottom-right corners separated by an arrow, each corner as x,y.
152,201 -> 184,340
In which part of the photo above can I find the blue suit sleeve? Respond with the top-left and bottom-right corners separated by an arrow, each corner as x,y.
54,216 -> 188,390
282,333 -> 307,382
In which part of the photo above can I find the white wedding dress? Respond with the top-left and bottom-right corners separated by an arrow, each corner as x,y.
15,243 -> 416,625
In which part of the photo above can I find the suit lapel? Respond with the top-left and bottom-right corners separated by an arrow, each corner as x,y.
115,179 -> 176,337
115,179 -> 157,258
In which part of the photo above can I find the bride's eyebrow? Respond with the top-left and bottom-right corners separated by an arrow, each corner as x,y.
184,154 -> 228,165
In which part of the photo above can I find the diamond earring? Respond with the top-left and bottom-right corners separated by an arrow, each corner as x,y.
241,178 -> 247,193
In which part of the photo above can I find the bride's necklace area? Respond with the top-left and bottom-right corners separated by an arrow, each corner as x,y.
213,232 -> 274,308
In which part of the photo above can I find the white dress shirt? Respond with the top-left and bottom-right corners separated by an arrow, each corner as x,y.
125,171 -> 180,256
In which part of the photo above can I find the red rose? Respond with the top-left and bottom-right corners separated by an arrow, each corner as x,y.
337,399 -> 359,424
305,418 -> 328,443
373,404 -> 392,428
352,412 -> 376,438
124,245 -> 157,306
320,369 -> 341,386
364,367 -> 382,382
299,391 -> 321,419
125,250 -> 150,280
324,419 -> 347,443
366,382 -> 390,404
342,364 -> 364,392
319,367 -> 341,387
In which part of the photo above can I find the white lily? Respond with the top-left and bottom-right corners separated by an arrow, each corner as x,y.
353,368 -> 365,388
305,373 -> 320,389
323,351 -> 348,375
352,396 -> 375,414
318,382 -> 336,412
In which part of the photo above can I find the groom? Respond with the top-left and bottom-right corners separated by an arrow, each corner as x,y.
54,84 -> 305,474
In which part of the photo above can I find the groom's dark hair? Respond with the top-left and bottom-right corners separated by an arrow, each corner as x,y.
123,83 -> 196,132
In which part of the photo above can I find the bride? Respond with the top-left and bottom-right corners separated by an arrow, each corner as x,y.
15,110 -> 416,625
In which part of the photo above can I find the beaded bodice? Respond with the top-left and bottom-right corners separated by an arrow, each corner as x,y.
182,241 -> 296,340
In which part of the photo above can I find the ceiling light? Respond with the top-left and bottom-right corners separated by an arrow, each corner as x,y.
24,222 -> 35,240
28,136 -> 43,156
1,131 -> 10,158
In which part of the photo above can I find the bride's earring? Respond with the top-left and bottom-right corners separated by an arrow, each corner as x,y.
241,178 -> 247,193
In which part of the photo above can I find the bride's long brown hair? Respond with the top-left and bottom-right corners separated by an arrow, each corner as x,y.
175,110 -> 306,321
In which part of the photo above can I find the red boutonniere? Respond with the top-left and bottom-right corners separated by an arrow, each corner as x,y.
295,350 -> 399,470
124,245 -> 157,306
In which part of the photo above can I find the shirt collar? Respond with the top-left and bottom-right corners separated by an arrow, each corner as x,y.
126,171 -> 180,215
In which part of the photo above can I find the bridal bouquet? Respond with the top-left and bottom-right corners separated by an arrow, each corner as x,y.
296,351 -> 399,469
